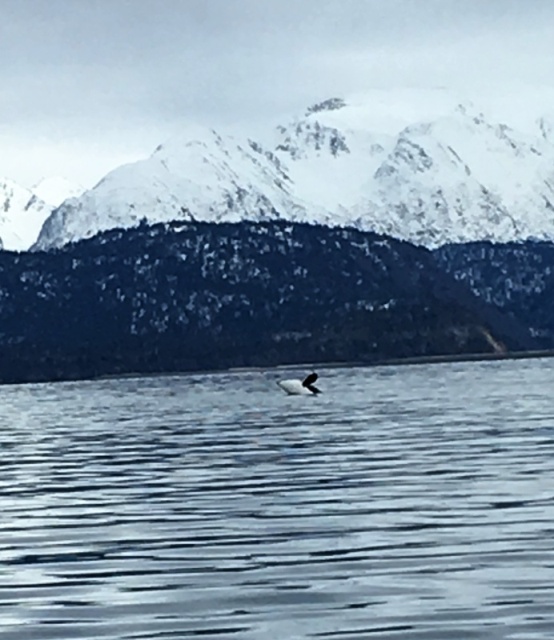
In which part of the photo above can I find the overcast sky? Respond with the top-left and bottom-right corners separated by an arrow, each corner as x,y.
2,0 -> 554,188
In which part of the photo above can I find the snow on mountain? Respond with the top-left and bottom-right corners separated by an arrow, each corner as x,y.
267,98 -> 554,247
351,106 -> 554,246
34,126 -> 333,250
0,178 -> 53,251
0,176 -> 84,251
32,176 -> 84,207
32,94 -> 554,251
271,98 -> 393,215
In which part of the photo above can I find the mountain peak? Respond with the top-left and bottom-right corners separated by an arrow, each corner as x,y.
26,92 -> 554,252
306,97 -> 347,116
152,124 -> 225,156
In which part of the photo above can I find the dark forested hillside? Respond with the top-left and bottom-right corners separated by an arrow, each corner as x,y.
434,241 -> 554,348
0,221 -> 535,384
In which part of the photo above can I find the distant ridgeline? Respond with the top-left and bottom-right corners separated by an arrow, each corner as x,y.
0,221 -> 536,384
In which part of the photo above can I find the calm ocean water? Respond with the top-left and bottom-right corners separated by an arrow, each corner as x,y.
1,359 -> 554,640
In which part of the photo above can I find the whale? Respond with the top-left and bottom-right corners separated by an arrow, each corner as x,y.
277,372 -> 321,395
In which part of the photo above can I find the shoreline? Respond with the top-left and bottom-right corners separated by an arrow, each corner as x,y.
101,348 -> 554,380
230,348 -> 554,374
370,348 -> 554,367
4,348 -> 554,388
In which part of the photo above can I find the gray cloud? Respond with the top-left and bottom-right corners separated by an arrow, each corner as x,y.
1,0 -> 554,186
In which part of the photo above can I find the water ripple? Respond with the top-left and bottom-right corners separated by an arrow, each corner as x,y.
1,359 -> 554,639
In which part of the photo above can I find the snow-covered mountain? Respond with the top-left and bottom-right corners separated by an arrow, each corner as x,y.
272,99 -> 554,246
0,176 -> 83,251
351,109 -> 554,246
34,127 -> 334,250
32,95 -> 554,250
32,176 -> 84,208
0,178 -> 53,251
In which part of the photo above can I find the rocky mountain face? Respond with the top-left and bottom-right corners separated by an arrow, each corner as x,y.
33,96 -> 554,251
0,221 -> 532,384
0,176 -> 82,251
434,240 -> 554,348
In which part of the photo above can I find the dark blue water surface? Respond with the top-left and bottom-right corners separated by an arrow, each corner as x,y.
1,359 -> 554,639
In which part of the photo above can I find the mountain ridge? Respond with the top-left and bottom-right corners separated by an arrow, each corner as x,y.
0,220 -> 535,384
30,94 -> 554,251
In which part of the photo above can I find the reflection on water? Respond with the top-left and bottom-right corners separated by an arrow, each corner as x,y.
1,359 -> 554,639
